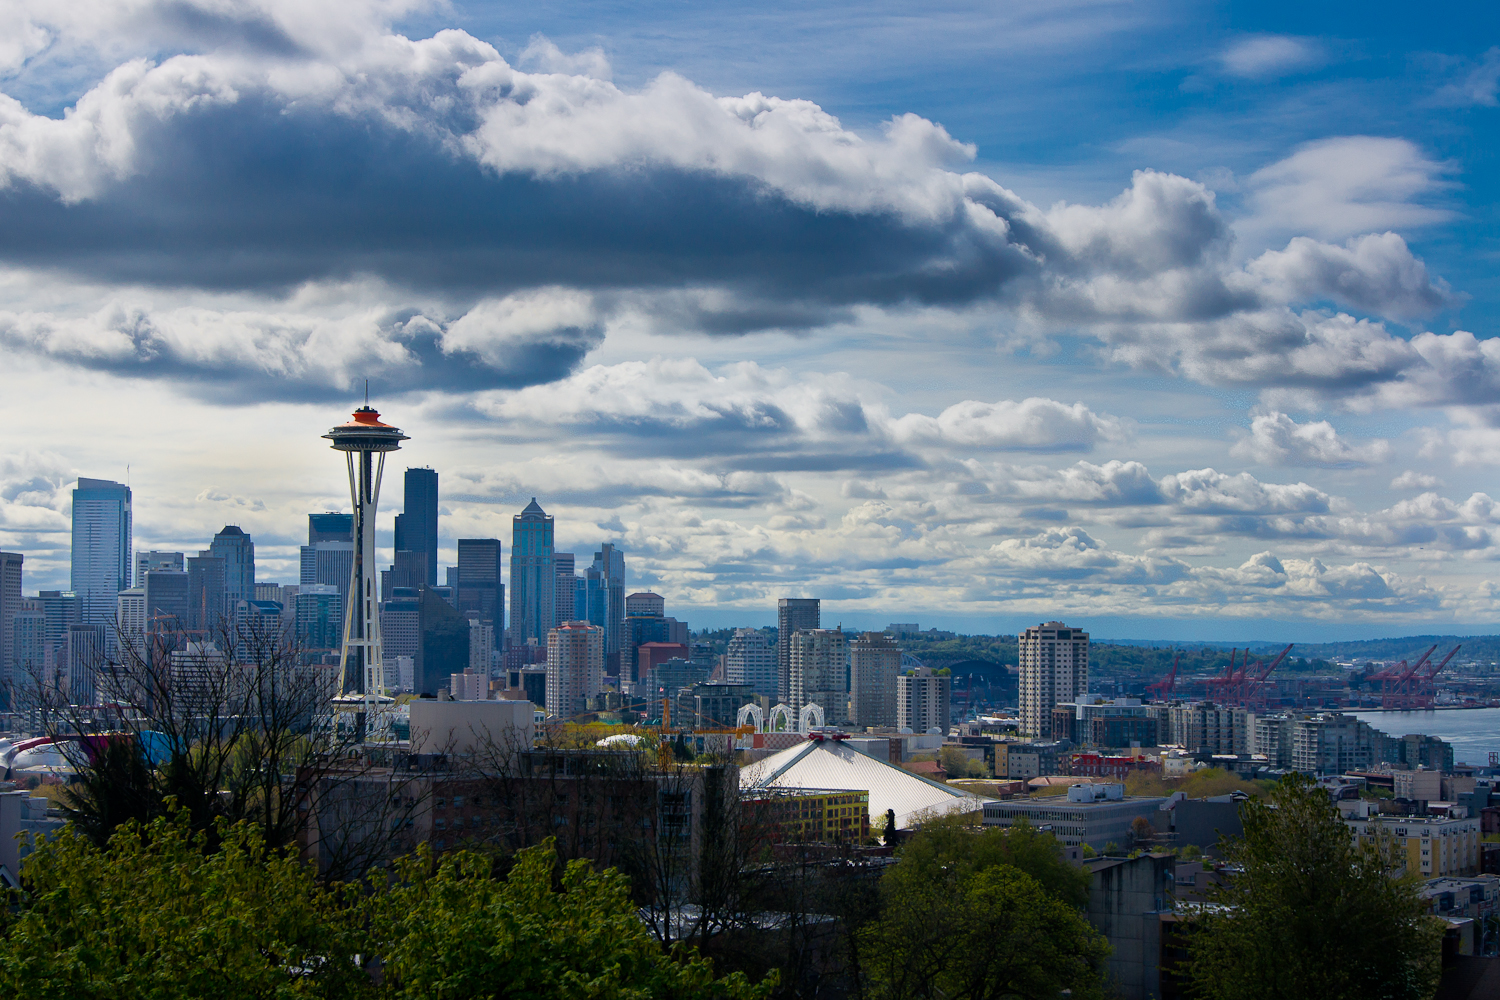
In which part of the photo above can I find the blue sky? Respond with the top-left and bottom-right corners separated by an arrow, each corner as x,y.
0,0 -> 1497,641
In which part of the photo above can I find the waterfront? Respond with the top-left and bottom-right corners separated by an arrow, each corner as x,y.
1352,708 -> 1500,768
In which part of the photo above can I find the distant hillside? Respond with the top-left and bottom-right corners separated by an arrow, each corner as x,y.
1250,635 -> 1500,664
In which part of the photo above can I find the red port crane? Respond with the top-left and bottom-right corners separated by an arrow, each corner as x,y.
1147,652 -> 1182,701
1380,645 -> 1437,708
1406,644 -> 1461,709
1207,649 -> 1239,702
1237,643 -> 1293,708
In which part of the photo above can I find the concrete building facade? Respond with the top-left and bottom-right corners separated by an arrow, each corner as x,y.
1019,621 -> 1088,739
726,627 -> 778,700
776,598 -> 820,712
546,620 -> 604,719
981,783 -> 1168,850
849,632 -> 900,728
897,665 -> 950,734
788,627 -> 847,723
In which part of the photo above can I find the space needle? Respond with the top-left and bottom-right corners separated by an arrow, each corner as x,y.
324,401 -> 408,740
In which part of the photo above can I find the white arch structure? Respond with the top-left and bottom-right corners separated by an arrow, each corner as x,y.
799,703 -> 825,732
768,703 -> 796,733
737,703 -> 765,732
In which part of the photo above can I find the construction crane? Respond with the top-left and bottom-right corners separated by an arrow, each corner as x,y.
1146,652 -> 1181,702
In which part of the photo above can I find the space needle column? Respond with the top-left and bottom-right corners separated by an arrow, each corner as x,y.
324,405 -> 408,740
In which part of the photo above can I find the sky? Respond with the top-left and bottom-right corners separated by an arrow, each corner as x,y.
1,0 -> 1498,641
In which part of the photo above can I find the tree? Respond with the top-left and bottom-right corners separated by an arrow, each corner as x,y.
0,812 -> 370,1000
26,614 -> 418,879
858,863 -> 1108,1000
366,840 -> 770,1000
1187,773 -> 1442,1000
889,812 -> 1090,908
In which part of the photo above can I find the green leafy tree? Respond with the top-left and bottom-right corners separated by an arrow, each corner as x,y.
366,840 -> 769,1000
892,813 -> 1090,908
1187,773 -> 1442,1000
858,863 -> 1108,1000
0,811 -> 369,1000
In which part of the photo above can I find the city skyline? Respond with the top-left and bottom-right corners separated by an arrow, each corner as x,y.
0,3 -> 1498,642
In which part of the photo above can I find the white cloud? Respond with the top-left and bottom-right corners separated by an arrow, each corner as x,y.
1244,137 -> 1454,242
1230,410 -> 1392,468
1245,232 -> 1456,321
886,398 -> 1128,451
474,358 -> 1127,458
1391,470 -> 1444,491
1219,35 -> 1322,78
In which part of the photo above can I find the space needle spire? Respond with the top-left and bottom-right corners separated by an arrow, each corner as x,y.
324,402 -> 408,740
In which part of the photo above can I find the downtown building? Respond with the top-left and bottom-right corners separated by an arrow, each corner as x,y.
776,598 -> 820,708
71,478 -> 132,641
546,620 -> 604,719
725,627 -> 777,701
509,499 -> 555,648
897,665 -> 950,734
1019,621 -> 1089,739
849,631 -> 900,728
788,627 -> 847,724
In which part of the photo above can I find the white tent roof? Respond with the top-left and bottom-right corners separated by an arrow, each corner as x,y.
740,738 -> 993,830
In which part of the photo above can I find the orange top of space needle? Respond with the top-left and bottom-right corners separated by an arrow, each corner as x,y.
324,405 -> 409,452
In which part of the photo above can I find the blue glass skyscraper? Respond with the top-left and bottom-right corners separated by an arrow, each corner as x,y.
71,478 -> 132,634
509,498 -> 555,646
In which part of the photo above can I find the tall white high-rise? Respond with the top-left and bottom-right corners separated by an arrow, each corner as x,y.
897,666 -> 951,734
545,620 -> 603,719
71,478 -> 132,635
777,598 -> 820,707
1019,621 -> 1089,739
726,628 -> 777,700
116,587 -> 146,648
788,627 -> 847,723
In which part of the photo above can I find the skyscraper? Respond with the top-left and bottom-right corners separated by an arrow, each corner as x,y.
185,554 -> 225,631
135,551 -> 184,587
850,632 -> 900,728
509,499 -> 555,647
554,552 -> 575,623
0,551 -> 21,704
546,620 -> 603,719
591,544 -> 626,667
776,598 -> 820,707
393,467 -> 439,588
294,585 -> 344,651
116,587 -> 146,648
788,627 -> 847,723
308,512 -> 353,545
144,570 -> 190,632
456,538 -> 503,628
726,627 -> 777,700
415,586 -> 468,697
71,478 -> 132,633
1018,621 -> 1089,739
209,526 -> 255,608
